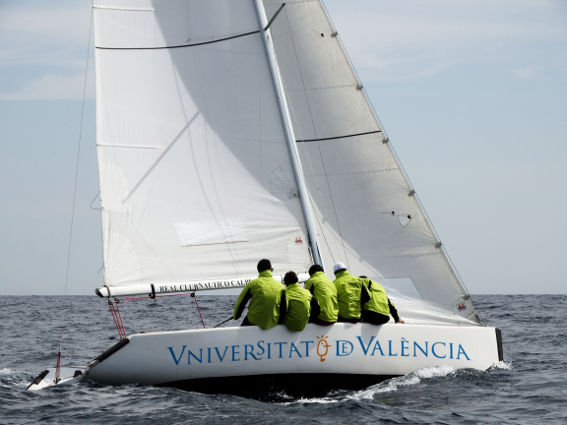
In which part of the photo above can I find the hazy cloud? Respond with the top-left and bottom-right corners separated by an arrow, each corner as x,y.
0,73 -> 94,100
325,0 -> 567,82
511,67 -> 539,80
0,3 -> 90,42
0,2 -> 92,99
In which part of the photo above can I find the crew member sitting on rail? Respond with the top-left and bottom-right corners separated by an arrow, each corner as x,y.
304,264 -> 338,325
233,259 -> 286,329
282,271 -> 320,332
333,262 -> 370,323
359,276 -> 404,325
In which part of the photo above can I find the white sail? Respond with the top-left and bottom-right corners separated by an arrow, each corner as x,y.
29,0 -> 503,394
93,0 -> 314,290
263,0 -> 479,322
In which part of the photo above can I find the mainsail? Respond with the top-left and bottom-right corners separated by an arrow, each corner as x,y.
93,0 -> 479,323
263,0 -> 479,322
93,0 -> 314,291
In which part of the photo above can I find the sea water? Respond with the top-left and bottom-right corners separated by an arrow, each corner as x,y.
1,294 -> 565,424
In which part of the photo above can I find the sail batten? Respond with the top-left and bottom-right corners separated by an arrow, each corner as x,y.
95,29 -> 261,50
296,130 -> 381,143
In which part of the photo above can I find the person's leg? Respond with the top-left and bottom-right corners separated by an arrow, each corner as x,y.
338,316 -> 361,323
362,310 -> 390,325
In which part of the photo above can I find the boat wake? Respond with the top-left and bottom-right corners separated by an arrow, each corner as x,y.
288,367 -> 457,404
0,367 -> 29,389
489,360 -> 511,370
0,367 -> 14,376
360,366 -> 456,398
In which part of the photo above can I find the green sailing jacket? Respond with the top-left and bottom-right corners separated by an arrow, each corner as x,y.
283,283 -> 312,332
334,269 -> 368,320
360,277 -> 390,316
233,270 -> 285,330
304,271 -> 338,322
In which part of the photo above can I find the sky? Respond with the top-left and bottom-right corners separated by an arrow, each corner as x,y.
0,0 -> 566,295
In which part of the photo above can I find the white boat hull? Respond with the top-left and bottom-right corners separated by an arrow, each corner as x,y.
87,323 -> 502,390
27,366 -> 87,391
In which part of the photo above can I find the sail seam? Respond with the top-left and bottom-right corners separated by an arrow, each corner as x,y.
96,143 -> 160,149
95,30 -> 260,50
287,83 -> 358,92
93,6 -> 154,11
297,130 -> 381,143
309,167 -> 399,176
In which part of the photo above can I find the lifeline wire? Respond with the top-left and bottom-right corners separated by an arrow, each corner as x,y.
63,9 -> 93,296
53,9 -> 94,385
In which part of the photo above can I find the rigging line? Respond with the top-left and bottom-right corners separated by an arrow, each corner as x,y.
282,3 -> 348,265
296,130 -> 381,143
55,331 -> 63,384
63,8 -> 93,296
95,30 -> 260,50
264,3 -> 286,31
89,191 -> 101,210
266,2 -> 322,265
191,292 -> 206,328
94,3 -> 286,51
280,3 -> 338,266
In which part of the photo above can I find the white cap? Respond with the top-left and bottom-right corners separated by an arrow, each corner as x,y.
333,262 -> 347,273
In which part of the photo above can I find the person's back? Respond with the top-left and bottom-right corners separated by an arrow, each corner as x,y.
233,259 -> 285,330
283,271 -> 314,332
360,277 -> 402,325
304,265 -> 338,325
333,262 -> 368,322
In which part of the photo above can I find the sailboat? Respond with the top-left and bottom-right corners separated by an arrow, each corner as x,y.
30,0 -> 502,394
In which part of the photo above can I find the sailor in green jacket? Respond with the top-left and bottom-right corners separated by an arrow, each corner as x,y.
304,264 -> 338,325
333,262 -> 370,323
359,276 -> 404,325
282,271 -> 320,332
233,259 -> 286,330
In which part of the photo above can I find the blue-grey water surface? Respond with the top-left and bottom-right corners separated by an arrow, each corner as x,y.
1,294 -> 565,424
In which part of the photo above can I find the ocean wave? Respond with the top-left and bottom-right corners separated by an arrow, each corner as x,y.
349,366 -> 457,400
283,366 -> 458,405
489,360 -> 512,370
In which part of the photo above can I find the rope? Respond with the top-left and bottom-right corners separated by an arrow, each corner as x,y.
55,332 -> 63,383
96,30 -> 260,50
213,316 -> 233,328
191,292 -> 206,328
108,300 -> 128,340
296,130 -> 381,143
50,10 -> 94,386
63,10 -> 93,296
117,292 -> 192,302
280,5 -> 343,266
115,292 -> 208,329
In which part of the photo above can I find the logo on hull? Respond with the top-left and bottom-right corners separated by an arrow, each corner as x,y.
316,335 -> 330,362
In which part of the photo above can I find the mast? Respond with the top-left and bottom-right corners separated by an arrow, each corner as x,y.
253,0 -> 322,267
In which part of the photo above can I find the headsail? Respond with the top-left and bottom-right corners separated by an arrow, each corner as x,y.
93,0 -> 313,293
263,0 -> 479,322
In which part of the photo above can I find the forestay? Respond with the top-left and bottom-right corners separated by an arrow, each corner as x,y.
263,0 -> 479,323
93,0 -> 313,292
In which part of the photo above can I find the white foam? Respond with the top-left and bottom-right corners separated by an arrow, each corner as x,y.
490,361 -> 512,370
284,366 -> 462,404
346,366 -> 457,400
292,396 -> 338,405
0,368 -> 14,375
414,365 -> 456,379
